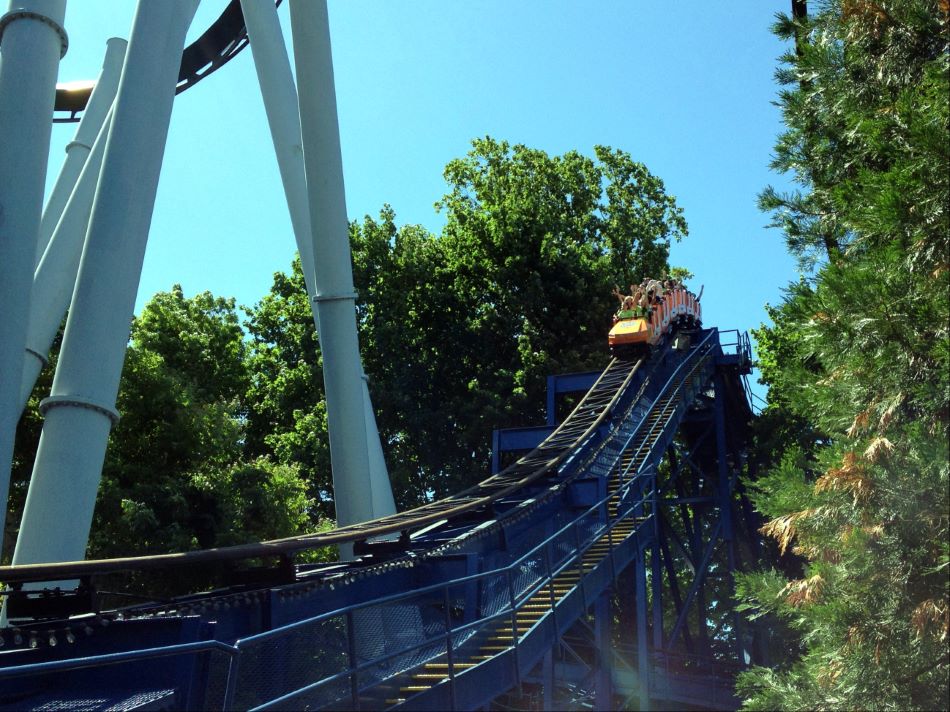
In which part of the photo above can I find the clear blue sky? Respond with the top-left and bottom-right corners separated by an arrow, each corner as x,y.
45,1 -> 798,399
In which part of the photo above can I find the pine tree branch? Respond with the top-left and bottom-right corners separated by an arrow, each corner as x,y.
895,652 -> 950,683
792,1 -> 808,60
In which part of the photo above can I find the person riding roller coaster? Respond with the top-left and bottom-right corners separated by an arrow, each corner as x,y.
608,277 -> 702,357
612,285 -> 648,321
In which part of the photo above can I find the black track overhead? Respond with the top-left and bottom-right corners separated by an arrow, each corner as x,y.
53,0 -> 282,122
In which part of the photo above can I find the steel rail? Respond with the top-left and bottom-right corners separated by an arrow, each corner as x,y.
53,0 -> 282,122
0,357 -> 643,584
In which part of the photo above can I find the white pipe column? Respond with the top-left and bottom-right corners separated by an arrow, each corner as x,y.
240,0 -> 395,522
363,375 -> 394,517
0,0 -> 68,551
288,0 -> 378,531
19,106 -> 114,413
239,0 -> 317,296
12,0 -> 199,568
35,37 -> 125,264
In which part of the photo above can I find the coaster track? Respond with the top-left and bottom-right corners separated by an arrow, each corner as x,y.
0,352 -> 641,583
0,327 -> 755,711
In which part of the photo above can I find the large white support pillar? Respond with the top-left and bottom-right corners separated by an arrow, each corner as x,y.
12,0 -> 199,568
288,0 -> 380,531
241,0 -> 396,523
19,106 -> 114,413
36,37 -> 125,264
0,0 -> 68,551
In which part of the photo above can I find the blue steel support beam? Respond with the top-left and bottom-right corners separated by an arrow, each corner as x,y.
543,647 -> 554,710
490,425 -> 556,473
545,370 -> 600,426
635,546 -> 650,711
659,429 -> 712,497
666,518 -> 723,649
661,508 -> 698,573
659,534 -> 694,652
0,331 -> 757,708
651,545 -> 663,652
594,591 -> 612,711
715,372 -> 745,663
491,429 -> 499,476
689,462 -> 712,656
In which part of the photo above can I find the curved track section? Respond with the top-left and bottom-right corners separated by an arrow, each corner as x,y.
54,0 -> 280,122
0,328 -> 752,711
0,354 -> 640,584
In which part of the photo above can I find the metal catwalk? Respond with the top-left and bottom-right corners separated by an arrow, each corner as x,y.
0,327 -> 756,710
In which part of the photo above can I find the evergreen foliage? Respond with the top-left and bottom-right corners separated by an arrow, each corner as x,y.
739,1 -> 949,708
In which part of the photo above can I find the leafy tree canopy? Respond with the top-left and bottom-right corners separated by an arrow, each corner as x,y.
91,286 -> 313,560
246,138 -> 690,511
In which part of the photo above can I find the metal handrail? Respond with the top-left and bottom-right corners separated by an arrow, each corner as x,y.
230,341 -> 717,648
240,483 -> 657,710
226,346 -> 720,708
549,330 -> 716,502
233,474 -> 647,650
0,639 -> 237,680
0,334 -> 719,710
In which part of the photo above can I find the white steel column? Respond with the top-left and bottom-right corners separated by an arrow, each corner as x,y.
239,0 -> 317,296
363,374 -> 395,516
12,0 -> 199,568
288,0 -> 378,531
36,37 -> 125,264
19,106 -> 114,412
241,0 -> 396,522
0,0 -> 68,552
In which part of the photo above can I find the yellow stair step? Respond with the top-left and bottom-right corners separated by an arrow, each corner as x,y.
423,662 -> 477,670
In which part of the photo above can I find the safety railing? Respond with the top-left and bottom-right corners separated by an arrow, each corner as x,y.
413,330 -> 716,569
717,329 -> 751,365
0,331 -> 724,711
562,330 -> 717,493
223,468 -> 658,710
222,337 -> 721,710
0,639 -> 237,710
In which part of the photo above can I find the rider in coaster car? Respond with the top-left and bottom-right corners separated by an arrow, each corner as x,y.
612,285 -> 646,321
615,295 -> 638,321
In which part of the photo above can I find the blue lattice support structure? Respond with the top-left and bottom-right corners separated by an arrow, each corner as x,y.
0,329 -> 759,710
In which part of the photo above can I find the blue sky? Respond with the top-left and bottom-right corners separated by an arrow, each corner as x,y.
45,1 -> 798,399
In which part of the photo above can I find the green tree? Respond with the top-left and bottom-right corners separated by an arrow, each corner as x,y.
91,286 -> 313,559
414,138 -> 687,493
350,210 -> 462,504
247,139 -> 690,512
6,286 -> 317,581
738,2 -> 949,708
243,258 -> 334,509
